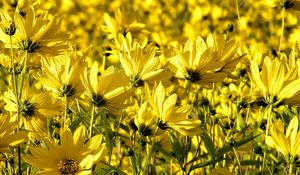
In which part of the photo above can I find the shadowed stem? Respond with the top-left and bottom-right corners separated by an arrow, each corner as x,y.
278,7 -> 285,51
10,35 -> 22,175
262,105 -> 273,174
89,105 -> 95,138
233,147 -> 243,175
64,94 -> 68,126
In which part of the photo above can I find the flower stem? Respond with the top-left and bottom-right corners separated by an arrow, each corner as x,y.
10,35 -> 22,175
89,105 -> 95,138
18,51 -> 28,99
233,147 -> 243,175
262,105 -> 273,173
64,94 -> 68,126
289,162 -> 293,175
278,7 -> 285,51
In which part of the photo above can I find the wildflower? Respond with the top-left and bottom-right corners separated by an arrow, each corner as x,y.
0,52 -> 23,75
23,125 -> 106,174
266,0 -> 300,10
3,80 -> 61,137
0,6 -> 69,56
169,34 -> 241,89
249,56 -> 300,106
81,61 -> 131,114
38,52 -> 85,99
118,33 -> 172,88
102,8 -> 147,39
0,114 -> 28,153
0,10 -> 16,36
266,116 -> 300,158
133,102 -> 155,137
145,82 -> 201,136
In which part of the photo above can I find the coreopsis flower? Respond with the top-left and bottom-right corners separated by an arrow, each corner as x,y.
118,33 -> 172,88
0,10 -> 16,36
23,125 -> 106,174
0,114 -> 28,153
37,52 -> 85,99
249,56 -> 300,106
145,82 -> 201,136
101,8 -> 147,39
265,0 -> 300,10
0,6 -> 69,56
2,80 -> 61,137
0,52 -> 23,75
168,34 -> 240,89
81,61 -> 131,114
266,116 -> 300,158
133,102 -> 155,137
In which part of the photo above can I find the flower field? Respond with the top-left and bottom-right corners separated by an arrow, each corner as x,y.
1,0 -> 300,174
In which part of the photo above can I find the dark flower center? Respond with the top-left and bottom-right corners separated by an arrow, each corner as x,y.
21,100 -> 35,118
3,20 -> 16,36
57,158 -> 79,175
130,75 -> 144,87
157,119 -> 168,130
91,94 -> 106,107
59,84 -> 75,97
283,0 -> 294,9
19,39 -> 40,53
139,124 -> 152,136
186,69 -> 200,82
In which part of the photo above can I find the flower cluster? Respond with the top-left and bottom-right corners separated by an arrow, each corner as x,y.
1,0 -> 300,175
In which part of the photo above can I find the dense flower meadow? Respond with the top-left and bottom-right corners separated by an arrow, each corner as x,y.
2,0 -> 300,174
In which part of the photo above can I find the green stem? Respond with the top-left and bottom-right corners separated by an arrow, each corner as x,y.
10,36 -> 23,175
278,7 -> 285,51
145,128 -> 158,174
289,162 -> 293,175
10,36 -> 17,101
18,51 -> 28,99
262,105 -> 273,173
89,105 -> 95,138
233,147 -> 243,175
64,94 -> 68,126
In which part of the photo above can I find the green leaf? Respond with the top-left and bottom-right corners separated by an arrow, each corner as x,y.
200,130 -> 216,158
69,115 -> 84,131
240,160 -> 262,166
119,123 -> 130,133
218,134 -> 261,157
152,142 -> 173,158
190,158 -> 226,171
236,114 -> 245,131
94,165 -> 127,175
168,132 -> 184,165
102,117 -> 115,157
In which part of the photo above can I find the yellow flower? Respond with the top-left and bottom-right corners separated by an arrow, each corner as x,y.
81,61 -> 131,114
0,6 -> 69,56
101,8 -> 147,39
0,114 -> 28,153
118,33 -> 172,87
0,10 -> 16,36
169,34 -> 240,89
145,82 -> 201,136
266,116 -> 300,158
134,102 -> 155,137
3,80 -> 61,137
0,52 -> 23,75
265,0 -> 300,10
249,56 -> 300,105
38,52 -> 85,99
23,125 -> 106,174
